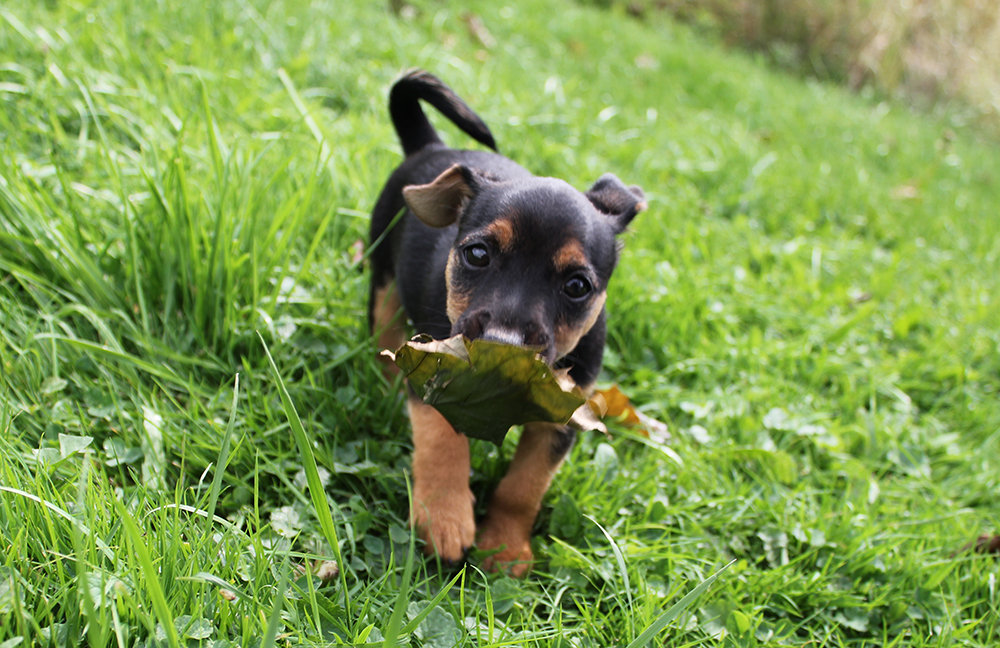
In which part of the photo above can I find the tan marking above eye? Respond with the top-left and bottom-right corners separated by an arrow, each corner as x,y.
553,239 -> 587,272
554,291 -> 607,358
482,218 -> 515,253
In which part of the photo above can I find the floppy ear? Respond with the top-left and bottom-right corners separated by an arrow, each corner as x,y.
403,164 -> 476,228
585,174 -> 646,234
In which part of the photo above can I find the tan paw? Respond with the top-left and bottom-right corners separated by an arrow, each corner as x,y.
411,487 -> 475,564
477,518 -> 534,577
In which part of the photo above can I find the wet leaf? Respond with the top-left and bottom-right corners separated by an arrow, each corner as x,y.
384,335 -> 591,445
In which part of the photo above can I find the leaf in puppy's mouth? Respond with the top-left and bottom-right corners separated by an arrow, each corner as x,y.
382,334 -> 605,445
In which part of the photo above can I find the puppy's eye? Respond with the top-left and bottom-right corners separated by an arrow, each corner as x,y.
463,244 -> 490,268
563,276 -> 592,300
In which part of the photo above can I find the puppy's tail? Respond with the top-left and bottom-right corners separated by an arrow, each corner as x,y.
389,69 -> 498,157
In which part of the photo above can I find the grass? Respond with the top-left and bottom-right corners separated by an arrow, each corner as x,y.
632,0 -> 1000,132
1,0 -> 999,646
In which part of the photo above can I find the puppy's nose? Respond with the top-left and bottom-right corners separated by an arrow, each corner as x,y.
459,310 -> 527,346
458,310 -> 491,340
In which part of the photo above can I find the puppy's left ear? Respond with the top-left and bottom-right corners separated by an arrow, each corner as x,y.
585,174 -> 646,234
403,164 -> 477,228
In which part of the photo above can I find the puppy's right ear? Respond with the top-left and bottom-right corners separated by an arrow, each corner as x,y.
585,174 -> 646,235
403,164 -> 476,228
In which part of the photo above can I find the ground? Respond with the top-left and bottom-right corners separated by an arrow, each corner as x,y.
1,0 -> 998,646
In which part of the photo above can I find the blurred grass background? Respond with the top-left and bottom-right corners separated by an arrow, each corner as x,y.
613,0 -> 1000,131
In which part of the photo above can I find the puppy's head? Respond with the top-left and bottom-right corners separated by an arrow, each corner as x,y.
403,164 -> 644,365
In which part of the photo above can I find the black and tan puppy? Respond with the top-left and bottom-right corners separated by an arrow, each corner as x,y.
369,70 -> 644,576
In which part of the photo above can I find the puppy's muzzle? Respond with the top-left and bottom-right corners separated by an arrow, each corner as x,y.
453,309 -> 554,364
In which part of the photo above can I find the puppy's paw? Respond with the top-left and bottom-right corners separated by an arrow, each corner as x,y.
477,517 -> 534,577
411,487 -> 476,564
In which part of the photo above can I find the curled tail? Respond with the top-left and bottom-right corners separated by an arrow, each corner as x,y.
389,69 -> 498,157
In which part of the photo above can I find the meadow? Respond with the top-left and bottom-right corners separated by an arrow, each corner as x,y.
1,0 -> 999,646
647,0 -> 1000,132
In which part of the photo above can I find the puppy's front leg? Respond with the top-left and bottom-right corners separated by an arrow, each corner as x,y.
478,422 -> 576,577
409,396 -> 476,563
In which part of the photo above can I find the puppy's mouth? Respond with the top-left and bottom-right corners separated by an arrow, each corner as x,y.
451,316 -> 556,365
480,326 -> 526,347
478,326 -> 556,364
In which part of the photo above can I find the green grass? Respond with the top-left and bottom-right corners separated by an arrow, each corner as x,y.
2,0 -> 999,646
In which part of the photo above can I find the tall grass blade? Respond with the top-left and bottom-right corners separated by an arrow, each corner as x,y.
35,335 -> 206,395
261,559 -> 292,648
73,459 -> 103,647
111,496 -> 181,648
625,560 -> 736,648
381,477 -> 417,648
587,515 -> 635,640
277,67 -> 330,162
185,572 -> 252,604
399,567 -> 466,635
258,333 -> 347,597
205,373 -> 240,528
0,485 -> 114,561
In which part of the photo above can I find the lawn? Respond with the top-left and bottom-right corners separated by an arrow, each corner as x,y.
1,0 -> 999,646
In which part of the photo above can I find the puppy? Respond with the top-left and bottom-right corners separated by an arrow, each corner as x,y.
369,70 -> 644,576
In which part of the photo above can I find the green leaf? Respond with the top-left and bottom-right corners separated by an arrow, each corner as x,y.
176,615 -> 215,640
593,443 -> 620,483
0,568 -> 25,615
40,376 -> 67,394
102,438 -> 143,467
388,524 -> 410,545
58,433 -> 93,458
385,335 -> 587,445
832,608 -> 870,632
484,577 -> 524,615
409,603 -> 461,648
550,493 -> 584,541
729,609 -> 751,635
